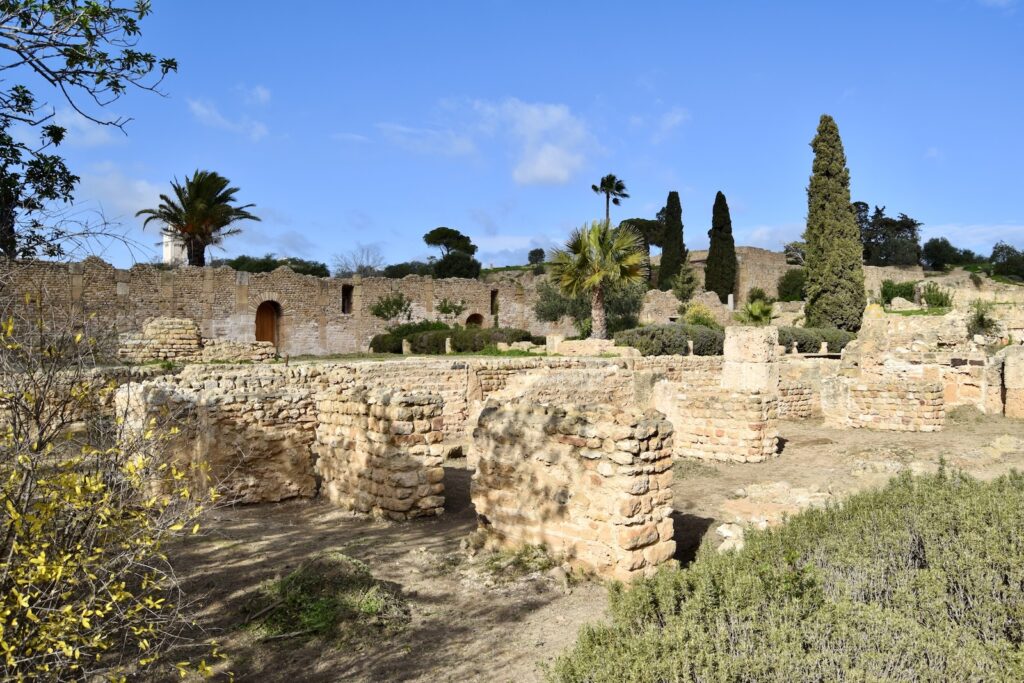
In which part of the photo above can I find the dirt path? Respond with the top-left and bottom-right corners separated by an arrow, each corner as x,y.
172,409 -> 1024,682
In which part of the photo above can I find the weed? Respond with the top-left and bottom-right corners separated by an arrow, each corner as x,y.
482,544 -> 557,580
246,552 -> 409,643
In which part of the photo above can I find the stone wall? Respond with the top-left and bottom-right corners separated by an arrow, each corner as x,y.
823,378 -> 945,431
116,365 -> 322,503
314,386 -> 445,520
778,382 -> 814,419
118,316 -> 275,363
0,257 -> 571,357
863,264 -> 924,300
667,389 -> 779,462
470,398 -> 675,580
652,327 -> 780,463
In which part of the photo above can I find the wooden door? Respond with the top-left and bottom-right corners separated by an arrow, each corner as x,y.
255,301 -> 279,347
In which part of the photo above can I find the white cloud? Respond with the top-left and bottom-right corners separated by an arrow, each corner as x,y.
77,162 -> 162,222
53,108 -> 121,147
375,123 -> 475,156
472,98 -> 593,185
652,106 -> 690,142
241,84 -> 271,105
187,99 -> 268,141
733,222 -> 805,251
978,0 -> 1015,7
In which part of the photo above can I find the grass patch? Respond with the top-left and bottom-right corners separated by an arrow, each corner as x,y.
245,552 -> 409,643
550,469 -> 1024,682
482,544 -> 557,581
888,306 -> 950,316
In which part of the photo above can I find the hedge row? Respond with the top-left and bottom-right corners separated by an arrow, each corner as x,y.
777,326 -> 856,353
370,325 -> 536,354
613,324 -> 725,356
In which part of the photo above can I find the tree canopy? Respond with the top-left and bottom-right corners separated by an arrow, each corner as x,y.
591,174 -> 629,223
656,192 -> 685,291
855,202 -> 922,266
423,227 -> 477,257
137,170 -> 259,267
803,115 -> 866,331
211,253 -> 329,277
0,1 -> 176,259
704,191 -> 737,303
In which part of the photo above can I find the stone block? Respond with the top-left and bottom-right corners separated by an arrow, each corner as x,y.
723,325 -> 779,363
721,361 -> 779,392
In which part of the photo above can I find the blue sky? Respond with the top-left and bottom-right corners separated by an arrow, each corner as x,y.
45,0 -> 1024,269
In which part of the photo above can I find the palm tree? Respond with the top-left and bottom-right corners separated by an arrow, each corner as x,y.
137,170 -> 260,266
591,174 -> 629,223
549,220 -> 647,340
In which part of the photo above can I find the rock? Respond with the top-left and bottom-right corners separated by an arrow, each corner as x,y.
889,296 -> 919,311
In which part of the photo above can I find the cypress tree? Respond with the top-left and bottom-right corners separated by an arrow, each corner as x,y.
704,191 -> 737,303
803,115 -> 866,331
657,191 -> 685,290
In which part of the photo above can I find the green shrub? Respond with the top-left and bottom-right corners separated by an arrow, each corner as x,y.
777,326 -> 856,353
614,324 -> 724,356
531,335 -> 547,346
776,268 -> 807,302
735,299 -> 774,326
406,330 -> 450,354
746,287 -> 771,304
880,279 -> 917,305
369,333 -> 401,354
369,320 -> 450,353
967,299 -> 998,337
450,327 -> 532,352
921,281 -> 953,308
683,302 -> 722,330
550,470 -> 1024,683
370,292 -> 413,322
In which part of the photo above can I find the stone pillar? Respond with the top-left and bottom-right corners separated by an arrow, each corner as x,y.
727,292 -> 735,311
721,326 -> 780,393
1003,347 -> 1024,419
546,334 -> 564,355
444,336 -> 454,354
402,338 -> 412,355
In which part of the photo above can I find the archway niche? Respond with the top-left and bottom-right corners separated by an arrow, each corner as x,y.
465,313 -> 484,328
255,300 -> 282,348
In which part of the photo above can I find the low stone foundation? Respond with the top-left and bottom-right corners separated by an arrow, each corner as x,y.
823,377 -> 945,431
470,399 -> 675,581
668,389 -> 779,462
314,387 -> 446,520
778,381 -> 814,419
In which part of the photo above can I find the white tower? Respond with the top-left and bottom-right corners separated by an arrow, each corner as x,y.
161,233 -> 186,265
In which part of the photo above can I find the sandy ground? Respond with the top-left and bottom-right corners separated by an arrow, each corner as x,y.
171,408 -> 1024,682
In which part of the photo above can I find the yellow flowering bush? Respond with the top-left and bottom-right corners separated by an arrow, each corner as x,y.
0,313 -> 217,680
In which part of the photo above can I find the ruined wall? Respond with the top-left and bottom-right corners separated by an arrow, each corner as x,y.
470,399 -> 675,581
314,387 -> 446,520
778,382 -> 814,419
863,265 -> 924,299
116,365 -> 322,503
823,379 -> 945,432
0,258 -> 560,357
118,316 -> 275,363
652,327 -> 780,463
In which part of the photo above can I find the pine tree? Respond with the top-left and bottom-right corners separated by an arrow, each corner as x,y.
657,191 -> 685,290
704,191 -> 737,303
803,115 -> 866,331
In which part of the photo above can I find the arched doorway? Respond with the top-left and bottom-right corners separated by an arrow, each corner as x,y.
255,301 -> 282,347
465,313 -> 484,328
